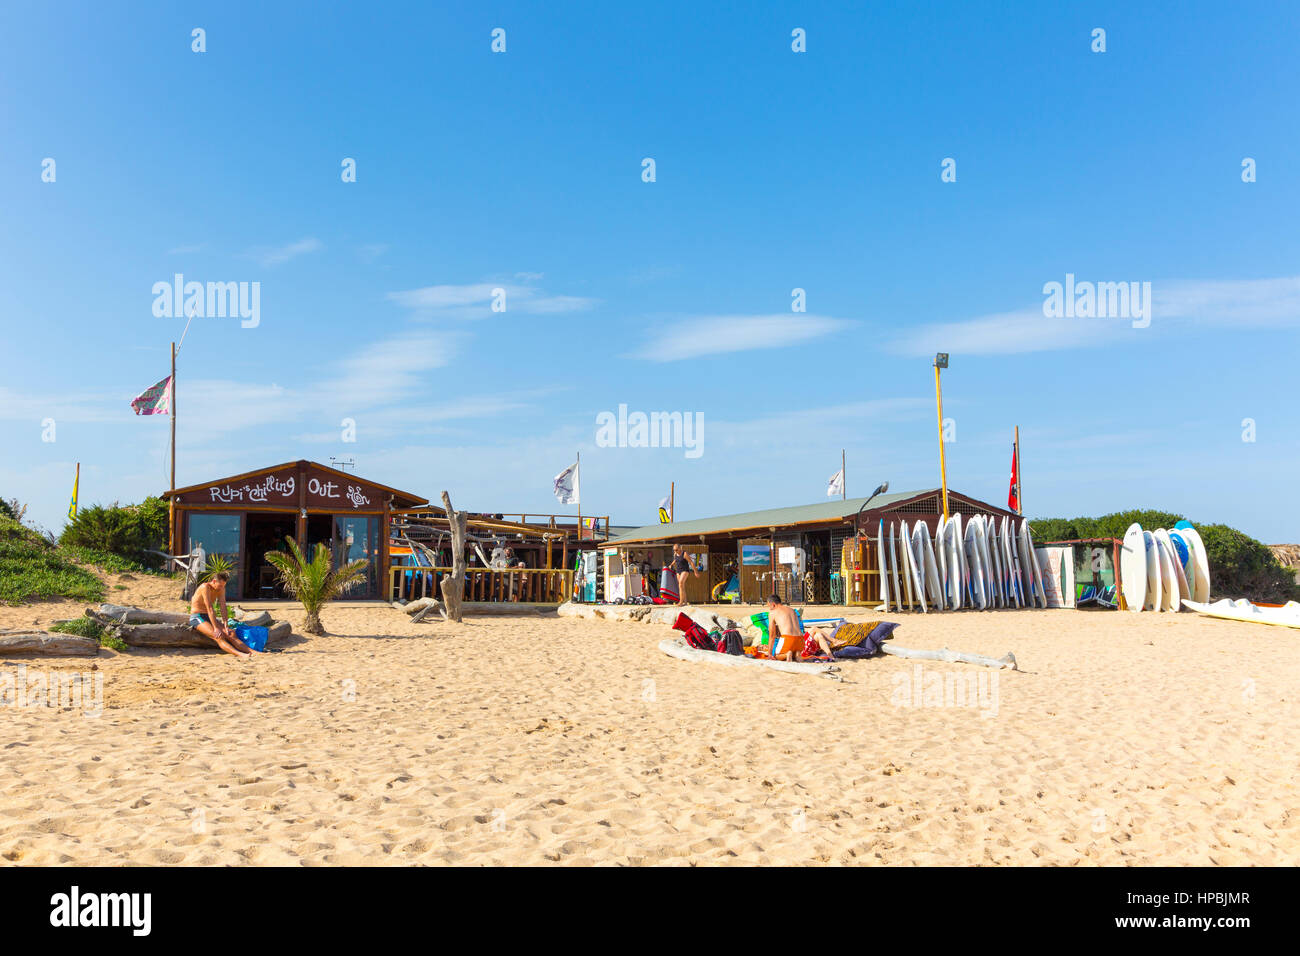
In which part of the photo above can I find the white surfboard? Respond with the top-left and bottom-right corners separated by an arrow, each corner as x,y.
949,513 -> 965,609
976,516 -> 996,608
1142,530 -> 1162,612
877,519 -> 890,612
1154,530 -> 1185,611
1018,520 -> 1044,608
1120,523 -> 1146,613
984,516 -> 1004,607
1179,526 -> 1212,603
903,521 -> 927,613
1183,598 -> 1300,629
1001,518 -> 1020,607
964,518 -> 987,609
897,521 -> 915,611
934,517 -> 948,610
915,522 -> 941,611
1155,534 -> 1178,611
890,522 -> 902,611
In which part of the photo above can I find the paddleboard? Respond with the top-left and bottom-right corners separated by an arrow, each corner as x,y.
976,516 -> 996,608
941,520 -> 951,608
1155,529 -> 1188,611
1120,523 -> 1146,613
1018,520 -> 1045,608
964,518 -> 987,609
949,513 -> 965,609
904,520 -> 927,613
890,523 -> 902,611
915,522 -> 941,611
898,521 -> 915,611
1182,598 -> 1300,629
878,519 -> 890,612
1168,530 -> 1191,571
1179,525 -> 1212,603
1001,518 -> 1020,607
1155,534 -> 1178,611
984,516 -> 1003,608
1142,530 -> 1162,612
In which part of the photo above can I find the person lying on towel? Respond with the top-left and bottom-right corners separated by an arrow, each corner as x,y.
765,594 -> 834,661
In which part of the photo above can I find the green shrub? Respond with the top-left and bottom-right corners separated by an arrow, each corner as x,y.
1028,508 -> 1300,604
62,544 -> 169,577
60,497 -> 169,569
1198,524 -> 1300,603
51,616 -> 126,651
0,516 -> 106,605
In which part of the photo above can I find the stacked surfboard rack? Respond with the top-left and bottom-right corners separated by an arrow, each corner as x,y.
874,513 -> 1049,613
1119,522 -> 1211,612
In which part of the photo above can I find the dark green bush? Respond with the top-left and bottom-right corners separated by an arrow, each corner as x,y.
1029,509 -> 1300,604
60,496 -> 168,569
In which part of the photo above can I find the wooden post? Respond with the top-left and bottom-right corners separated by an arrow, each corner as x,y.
439,491 -> 467,622
841,448 -> 846,500
670,481 -> 674,522
934,363 -> 950,520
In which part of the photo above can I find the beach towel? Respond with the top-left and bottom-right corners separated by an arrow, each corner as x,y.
828,621 -> 898,659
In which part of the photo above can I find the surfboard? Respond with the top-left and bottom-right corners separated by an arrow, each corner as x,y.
964,518 -> 987,609
904,521 -> 928,613
1155,529 -> 1188,611
975,516 -> 995,608
889,523 -> 902,611
984,516 -> 1003,608
1179,526 -> 1212,603
1142,530 -> 1162,612
1120,523 -> 1146,612
878,519 -> 890,612
949,513 -> 965,609
915,522 -> 941,611
1155,534 -> 1178,611
1000,518 -> 1019,607
897,521 -> 915,611
1168,530 -> 1191,571
1018,520 -> 1044,608
1182,598 -> 1300,629
941,520 -> 951,608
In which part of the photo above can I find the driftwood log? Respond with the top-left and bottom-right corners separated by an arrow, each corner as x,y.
0,633 -> 100,657
116,620 -> 292,650
90,604 -> 189,625
439,491 -> 467,623
879,644 -> 1018,670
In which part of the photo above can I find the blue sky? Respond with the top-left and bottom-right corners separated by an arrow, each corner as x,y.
2,1 -> 1298,540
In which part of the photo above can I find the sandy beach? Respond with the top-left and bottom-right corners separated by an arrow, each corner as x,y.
2,573 -> 1298,866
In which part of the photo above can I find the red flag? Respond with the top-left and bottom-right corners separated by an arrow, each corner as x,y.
1008,443 -> 1020,512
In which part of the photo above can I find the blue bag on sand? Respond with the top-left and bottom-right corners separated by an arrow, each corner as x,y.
231,624 -> 269,652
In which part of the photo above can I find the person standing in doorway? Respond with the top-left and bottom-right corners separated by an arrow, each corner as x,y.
670,544 -> 700,605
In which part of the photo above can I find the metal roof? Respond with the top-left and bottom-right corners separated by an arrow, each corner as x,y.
604,489 -> 941,545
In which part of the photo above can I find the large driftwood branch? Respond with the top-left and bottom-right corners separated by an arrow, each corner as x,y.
116,620 -> 292,649
438,491 -> 467,623
90,604 -> 189,625
879,644 -> 1017,670
0,633 -> 100,657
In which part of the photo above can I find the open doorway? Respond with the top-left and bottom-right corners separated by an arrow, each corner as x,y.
244,513 -> 297,600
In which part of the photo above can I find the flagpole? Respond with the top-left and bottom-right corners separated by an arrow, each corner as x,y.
169,341 -> 176,555
1014,425 -> 1022,516
841,448 -> 846,500
670,481 -> 674,522
576,451 -> 582,541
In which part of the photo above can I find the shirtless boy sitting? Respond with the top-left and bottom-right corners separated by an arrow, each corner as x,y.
765,594 -> 834,662
189,571 -> 256,658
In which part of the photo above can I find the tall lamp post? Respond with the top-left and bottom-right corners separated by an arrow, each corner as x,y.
934,352 -> 950,520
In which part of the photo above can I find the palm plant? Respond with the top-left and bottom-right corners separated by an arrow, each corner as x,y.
264,536 -> 368,635
200,553 -> 236,583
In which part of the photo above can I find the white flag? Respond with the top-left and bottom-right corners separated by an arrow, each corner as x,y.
553,461 -> 580,505
657,494 -> 672,523
827,468 -> 844,498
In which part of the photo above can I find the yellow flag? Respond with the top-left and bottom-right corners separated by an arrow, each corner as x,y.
68,464 -> 79,521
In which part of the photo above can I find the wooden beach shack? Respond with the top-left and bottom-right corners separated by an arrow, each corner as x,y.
599,488 -> 1019,607
163,460 -> 427,601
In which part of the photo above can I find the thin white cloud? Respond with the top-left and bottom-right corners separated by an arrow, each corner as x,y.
387,281 -> 597,319
889,275 -> 1300,357
633,314 -> 854,362
247,237 -> 323,268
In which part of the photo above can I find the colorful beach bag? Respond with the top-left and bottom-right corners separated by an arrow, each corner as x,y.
671,612 -> 715,651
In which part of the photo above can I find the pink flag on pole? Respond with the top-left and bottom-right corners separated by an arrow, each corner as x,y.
130,376 -> 172,416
